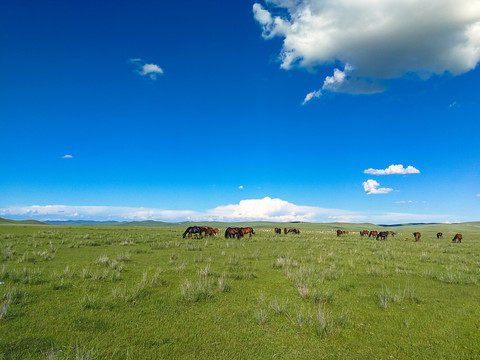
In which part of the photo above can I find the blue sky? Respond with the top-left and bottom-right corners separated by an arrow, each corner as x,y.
1,0 -> 479,223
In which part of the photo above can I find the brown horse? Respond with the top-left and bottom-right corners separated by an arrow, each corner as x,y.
452,233 -> 462,243
369,231 -> 378,238
274,227 -> 282,234
413,232 -> 421,242
336,229 -> 343,237
241,227 -> 255,238
204,228 -> 216,237
436,232 -> 443,239
360,230 -> 369,236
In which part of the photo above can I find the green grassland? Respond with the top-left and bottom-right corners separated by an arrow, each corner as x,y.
1,223 -> 479,359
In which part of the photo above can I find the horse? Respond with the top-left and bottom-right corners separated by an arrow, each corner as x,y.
241,227 -> 255,238
376,231 -> 388,240
204,228 -> 216,237
182,226 -> 204,239
413,232 -> 421,242
284,228 -> 288,234
274,227 -> 282,234
286,228 -> 300,234
360,230 -> 369,236
225,227 -> 243,239
369,231 -> 378,238
336,229 -> 343,237
436,232 -> 443,239
452,233 -> 462,243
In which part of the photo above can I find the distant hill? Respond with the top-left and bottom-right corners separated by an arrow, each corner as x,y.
1,218 -> 478,231
0,217 -> 47,225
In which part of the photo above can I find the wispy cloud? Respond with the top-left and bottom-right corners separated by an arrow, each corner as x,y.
0,197 -> 460,224
363,180 -> 393,195
364,165 -> 420,175
253,0 -> 480,99
62,155 -> 73,159
129,58 -> 164,80
238,185 -> 244,189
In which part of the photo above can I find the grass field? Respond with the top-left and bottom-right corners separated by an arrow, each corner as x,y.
1,222 -> 479,359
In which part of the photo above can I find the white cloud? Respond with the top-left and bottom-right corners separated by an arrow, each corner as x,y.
0,197 -> 461,224
62,155 -> 73,159
302,89 -> 322,105
395,200 -> 415,204
363,180 -> 393,195
364,164 -> 420,175
129,58 -> 164,80
476,194 -> 480,197
238,185 -> 244,189
253,1 -> 480,97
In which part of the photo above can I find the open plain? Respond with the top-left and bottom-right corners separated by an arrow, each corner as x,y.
1,222 -> 479,359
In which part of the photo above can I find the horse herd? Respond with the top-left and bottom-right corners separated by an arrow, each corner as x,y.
182,226 -> 463,243
339,229 -> 463,242
182,226 -> 255,239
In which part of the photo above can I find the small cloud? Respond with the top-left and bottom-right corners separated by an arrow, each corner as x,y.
364,164 -> 420,175
302,90 -> 322,105
363,179 -> 393,195
449,101 -> 458,108
476,194 -> 480,197
129,58 -> 164,80
238,185 -> 244,189
62,155 -> 73,159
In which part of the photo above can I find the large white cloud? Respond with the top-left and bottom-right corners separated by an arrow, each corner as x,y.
0,197 -> 461,224
364,164 -> 420,175
253,0 -> 480,100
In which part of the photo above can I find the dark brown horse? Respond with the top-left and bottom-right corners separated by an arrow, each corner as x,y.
452,233 -> 462,243
376,231 -> 388,240
274,227 -> 282,234
336,229 -> 343,237
182,226 -> 205,239
225,227 -> 243,239
413,232 -> 421,242
286,228 -> 300,234
437,232 -> 443,239
360,230 -> 369,236
369,231 -> 378,238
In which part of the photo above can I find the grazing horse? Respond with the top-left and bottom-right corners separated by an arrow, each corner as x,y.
452,233 -> 462,243
225,227 -> 243,239
241,227 -> 255,238
436,232 -> 443,239
413,232 -> 421,242
391,232 -> 398,237
369,231 -> 378,238
274,227 -> 282,234
286,228 -> 300,234
204,228 -> 216,237
283,228 -> 288,234
376,231 -> 388,240
182,226 -> 204,239
360,230 -> 369,236
343,231 -> 349,235
336,229 -> 343,237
